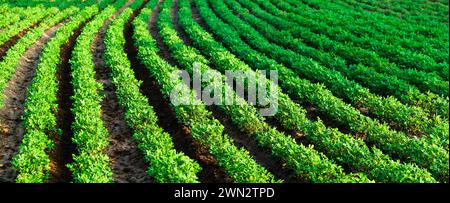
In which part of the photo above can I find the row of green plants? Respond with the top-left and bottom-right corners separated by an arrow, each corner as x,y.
0,7 -> 51,45
359,0 -> 448,14
293,0 -> 449,64
165,0 -> 438,183
0,6 -> 77,109
270,0 -> 449,70
3,0 -> 106,9
11,6 -> 98,183
225,0 -> 448,120
189,0 -> 446,182
230,0 -> 450,150
210,0 -> 450,149
0,7 -> 24,29
251,0 -> 449,96
339,0 -> 448,26
212,0 -> 449,151
260,0 -> 448,80
104,0 -> 202,183
294,0 -> 449,51
66,0 -> 132,183
165,0 -> 375,183
340,0 -> 448,24
0,4 -> 7,13
191,0 -> 448,182
133,0 -> 277,183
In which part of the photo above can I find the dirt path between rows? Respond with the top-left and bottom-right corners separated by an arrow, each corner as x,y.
93,0 -> 153,183
0,20 -> 66,183
152,0 -> 233,183
172,0 -> 298,182
48,16 -> 96,183
206,0 -> 356,139
121,0 -> 232,183
209,107 -> 299,182
0,24 -> 39,60
150,0 -> 178,67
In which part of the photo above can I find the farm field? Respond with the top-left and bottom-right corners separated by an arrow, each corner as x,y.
0,0 -> 448,183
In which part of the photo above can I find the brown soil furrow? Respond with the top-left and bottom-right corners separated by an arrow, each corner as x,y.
0,24 -> 39,60
47,17 -> 94,183
123,0 -> 231,183
171,0 -> 192,46
94,0 -> 153,183
208,106 -> 299,182
173,0 -> 296,182
190,0 -> 210,32
0,21 -> 66,183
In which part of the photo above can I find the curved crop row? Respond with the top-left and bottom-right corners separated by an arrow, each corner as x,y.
11,6 -> 98,183
133,0 -> 277,183
278,1 -> 448,64
293,0 -> 449,50
164,0 -> 438,183
103,0 -> 202,183
228,0 -> 450,149
300,0 -> 449,64
190,0 -> 449,182
65,0 -> 134,183
224,0 -> 448,120
271,0 -> 449,64
0,7 -> 78,109
207,0 -> 449,151
0,0 -> 105,12
0,7 -> 52,45
183,0 -> 445,182
248,0 -> 449,96
340,0 -> 448,24
0,7 -> 23,29
256,0 -> 448,80
164,0 -> 376,183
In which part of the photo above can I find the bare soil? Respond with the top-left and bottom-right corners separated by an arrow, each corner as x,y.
173,0 -> 298,182
150,0 -> 178,66
94,0 -> 153,183
171,0 -> 192,46
209,106 -> 299,182
47,20 -> 86,183
0,21 -> 65,183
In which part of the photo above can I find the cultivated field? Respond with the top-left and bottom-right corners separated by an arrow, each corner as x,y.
0,0 -> 448,183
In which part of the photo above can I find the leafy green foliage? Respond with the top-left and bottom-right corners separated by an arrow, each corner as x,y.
194,0 -> 448,182
283,0 -> 449,66
178,0 -> 441,183
0,6 -> 50,45
233,0 -> 450,151
65,2 -> 120,182
133,0 -> 277,183
103,0 -> 201,183
164,0 -> 376,183
0,7 -> 61,108
3,0 -> 448,183
252,0 -> 449,97
225,0 -> 449,120
265,1 -> 448,80
11,6 -> 98,183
